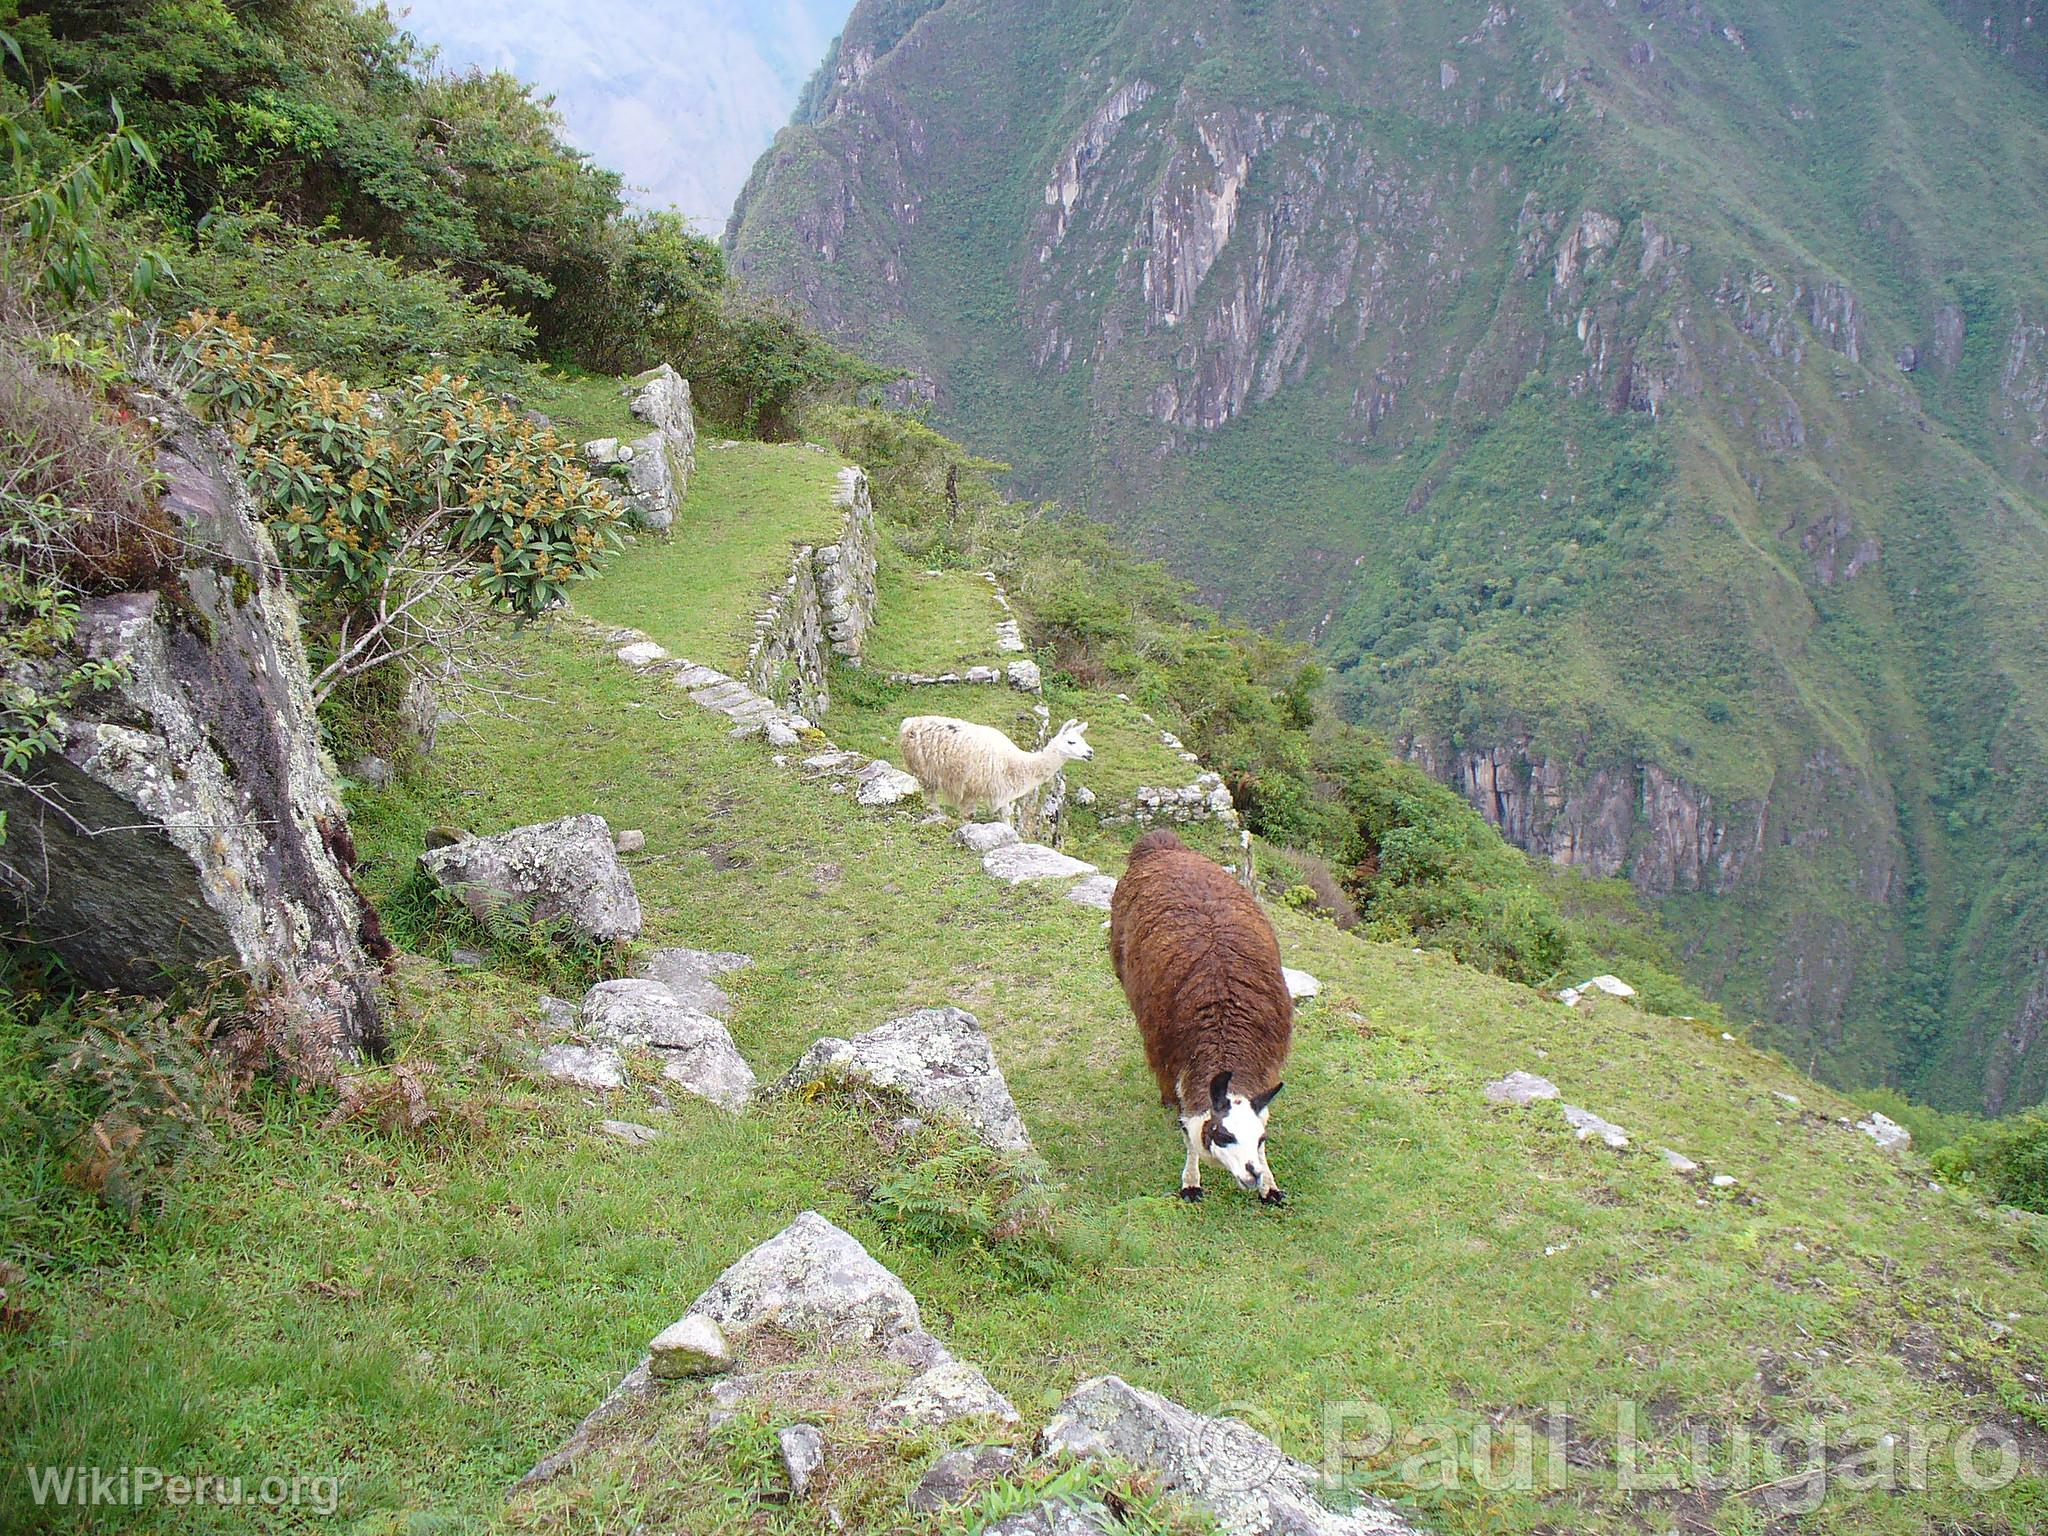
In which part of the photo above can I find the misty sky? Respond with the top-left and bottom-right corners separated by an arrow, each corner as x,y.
395,0 -> 857,232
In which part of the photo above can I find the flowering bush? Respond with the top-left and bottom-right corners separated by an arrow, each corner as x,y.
177,311 -> 623,617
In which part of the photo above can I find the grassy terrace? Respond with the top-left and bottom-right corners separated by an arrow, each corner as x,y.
5,611 -> 2043,1532
575,442 -> 845,672
860,560 -> 1009,674
520,364 -> 646,444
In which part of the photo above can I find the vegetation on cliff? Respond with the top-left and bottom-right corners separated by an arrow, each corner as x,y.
730,0 -> 2048,1114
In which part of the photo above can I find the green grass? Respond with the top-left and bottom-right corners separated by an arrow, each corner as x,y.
575,442 -> 846,671
6,607 -> 2048,1533
519,364 -> 645,444
861,559 -> 1009,675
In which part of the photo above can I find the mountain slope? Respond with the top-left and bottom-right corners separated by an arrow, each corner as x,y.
10,441 -> 2048,1534
727,0 -> 2048,1111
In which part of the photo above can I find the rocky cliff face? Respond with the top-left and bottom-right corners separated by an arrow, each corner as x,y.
735,0 -> 2048,1110
0,404 -> 386,1054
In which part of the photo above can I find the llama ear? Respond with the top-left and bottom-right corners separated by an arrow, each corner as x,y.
1250,1082 -> 1283,1115
1209,1071 -> 1234,1114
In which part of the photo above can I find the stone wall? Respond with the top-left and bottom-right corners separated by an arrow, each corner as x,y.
746,466 -> 879,719
580,365 -> 697,532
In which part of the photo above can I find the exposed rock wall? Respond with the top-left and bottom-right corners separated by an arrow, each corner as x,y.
746,466 -> 879,718
1407,735 -> 1768,899
0,409 -> 386,1053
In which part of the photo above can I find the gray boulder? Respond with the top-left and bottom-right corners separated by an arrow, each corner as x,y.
1066,875 -> 1118,911
778,1424 -> 826,1498
0,414 -> 384,1052
659,1041 -> 757,1114
580,979 -> 756,1112
534,1043 -> 626,1091
909,1446 -> 1024,1512
983,843 -> 1099,884
633,947 -> 751,1017
1562,1104 -> 1630,1150
785,1007 -> 1032,1152
856,761 -> 922,807
1483,1071 -> 1560,1106
1040,1375 -> 1416,1535
1857,1111 -> 1911,1152
957,821 -> 1022,854
873,1359 -> 1019,1428
419,813 -> 641,944
649,1314 -> 732,1379
685,1210 -> 922,1347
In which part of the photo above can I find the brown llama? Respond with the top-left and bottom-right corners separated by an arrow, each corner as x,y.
1109,829 -> 1293,1203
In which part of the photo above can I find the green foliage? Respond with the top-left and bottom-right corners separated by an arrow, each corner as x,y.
0,26 -> 164,303
179,310 -> 623,617
165,209 -> 532,383
0,955 -> 237,1242
0,319 -> 159,812
866,1128 -> 1074,1288
379,867 -> 617,994
690,294 -> 886,439
1932,1113 -> 2048,1213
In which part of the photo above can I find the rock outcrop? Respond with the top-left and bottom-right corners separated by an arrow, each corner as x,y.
0,408 -> 385,1053
1040,1375 -> 1416,1535
580,978 -> 755,1111
519,1211 -> 1017,1491
419,814 -> 642,945
783,1006 -> 1032,1152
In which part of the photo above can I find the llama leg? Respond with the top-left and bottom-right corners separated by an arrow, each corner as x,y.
1178,1116 -> 1204,1200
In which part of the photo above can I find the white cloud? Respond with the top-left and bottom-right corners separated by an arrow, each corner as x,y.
395,0 -> 853,231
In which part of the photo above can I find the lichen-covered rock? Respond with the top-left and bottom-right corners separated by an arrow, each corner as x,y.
1562,1104 -> 1630,1149
0,413 -> 385,1052
778,1424 -> 827,1497
855,761 -> 921,806
685,1210 -> 922,1346
873,1359 -> 1019,1428
649,1314 -> 732,1378
909,1446 -> 1024,1512
1483,1071 -> 1559,1105
1040,1375 -> 1416,1535
633,947 -> 750,1017
419,813 -> 641,943
785,1007 -> 1032,1152
985,1505 -> 1116,1536
957,821 -> 1021,854
658,1037 -> 757,1113
1067,875 -> 1118,911
577,978 -> 755,1111
983,843 -> 1099,884
1857,1111 -> 1911,1152
534,1043 -> 626,1091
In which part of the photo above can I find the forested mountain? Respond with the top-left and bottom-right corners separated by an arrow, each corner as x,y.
728,0 -> 2048,1112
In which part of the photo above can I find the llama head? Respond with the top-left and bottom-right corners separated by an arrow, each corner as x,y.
1192,1070 -> 1284,1198
1050,719 -> 1094,763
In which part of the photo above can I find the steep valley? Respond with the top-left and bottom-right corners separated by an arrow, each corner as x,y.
728,0 -> 2048,1112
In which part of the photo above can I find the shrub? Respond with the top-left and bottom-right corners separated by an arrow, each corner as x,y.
166,210 -> 533,385
1931,1114 -> 2048,1212
177,311 -> 624,704
866,1129 -> 1073,1287
0,963 -> 241,1230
